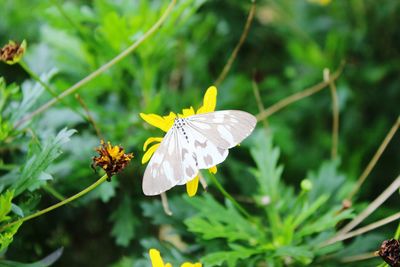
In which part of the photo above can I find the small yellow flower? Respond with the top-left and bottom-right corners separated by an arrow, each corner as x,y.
308,0 -> 331,6
92,140 -> 133,179
149,248 -> 201,267
140,86 -> 218,197
0,40 -> 27,65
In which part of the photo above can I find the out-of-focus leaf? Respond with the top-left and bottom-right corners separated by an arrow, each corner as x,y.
0,247 -> 63,267
10,70 -> 57,124
275,245 -> 314,265
307,160 -> 349,204
110,195 -> 136,247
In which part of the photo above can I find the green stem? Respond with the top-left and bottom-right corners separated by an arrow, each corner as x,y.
394,221 -> 400,239
18,61 -> 86,120
207,172 -> 252,219
14,0 -> 177,129
0,174 -> 108,232
51,0 -> 88,39
19,61 -> 59,98
43,184 -> 66,201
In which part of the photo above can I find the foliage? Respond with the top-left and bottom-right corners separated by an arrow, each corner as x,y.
0,0 -> 399,266
184,132 -> 354,266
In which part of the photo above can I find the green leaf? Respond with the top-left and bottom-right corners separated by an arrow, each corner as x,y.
0,190 -> 22,253
110,195 -> 136,247
0,222 -> 22,253
11,128 -> 76,196
307,160 -> 348,205
292,195 -> 329,228
185,195 -> 263,243
0,247 -> 63,267
10,70 -> 56,124
202,244 -> 258,267
0,191 -> 14,223
274,245 -> 314,265
296,209 -> 353,238
250,131 -> 283,203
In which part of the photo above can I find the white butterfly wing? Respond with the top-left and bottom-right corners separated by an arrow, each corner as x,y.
187,110 -> 257,149
143,129 -> 196,196
180,123 -> 229,170
142,110 -> 256,195
175,129 -> 199,185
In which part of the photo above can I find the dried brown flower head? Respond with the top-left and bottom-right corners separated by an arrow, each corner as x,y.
92,140 -> 133,180
378,239 -> 400,267
0,40 -> 26,65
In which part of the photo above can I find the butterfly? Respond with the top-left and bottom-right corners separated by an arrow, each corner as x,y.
142,110 -> 257,195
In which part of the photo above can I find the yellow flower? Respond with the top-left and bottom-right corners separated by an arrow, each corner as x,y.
140,86 -> 218,197
308,0 -> 331,6
149,248 -> 201,267
0,40 -> 27,65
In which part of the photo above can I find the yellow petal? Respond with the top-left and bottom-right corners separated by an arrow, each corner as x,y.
163,112 -> 177,130
143,137 -> 163,151
149,249 -> 166,267
181,107 -> 195,117
166,264 -> 172,267
181,263 -> 202,267
140,113 -> 172,132
142,143 -> 160,164
208,166 -> 217,174
186,175 -> 199,197
197,86 -> 217,114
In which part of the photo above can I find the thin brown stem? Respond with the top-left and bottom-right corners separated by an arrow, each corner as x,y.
256,62 -> 345,122
14,0 -> 177,128
252,78 -> 269,129
347,116 -> 400,200
324,68 -> 339,159
75,94 -> 103,139
321,175 -> 400,247
340,252 -> 377,263
160,192 -> 173,216
198,172 -> 208,191
329,211 -> 400,246
215,1 -> 256,87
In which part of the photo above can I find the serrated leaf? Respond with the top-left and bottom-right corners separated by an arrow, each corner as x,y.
0,190 -> 22,252
185,195 -> 263,243
296,209 -> 353,238
250,131 -> 283,203
0,191 -> 14,223
11,128 -> 76,196
0,222 -> 22,253
110,196 -> 136,247
10,70 -> 57,124
202,245 -> 258,267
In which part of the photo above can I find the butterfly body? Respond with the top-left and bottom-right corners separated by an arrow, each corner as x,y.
143,110 -> 257,196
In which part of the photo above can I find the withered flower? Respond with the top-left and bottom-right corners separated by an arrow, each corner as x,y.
0,40 -> 27,65
92,140 -> 133,180
378,239 -> 400,267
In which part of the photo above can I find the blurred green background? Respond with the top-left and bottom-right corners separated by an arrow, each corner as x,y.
0,0 -> 399,266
